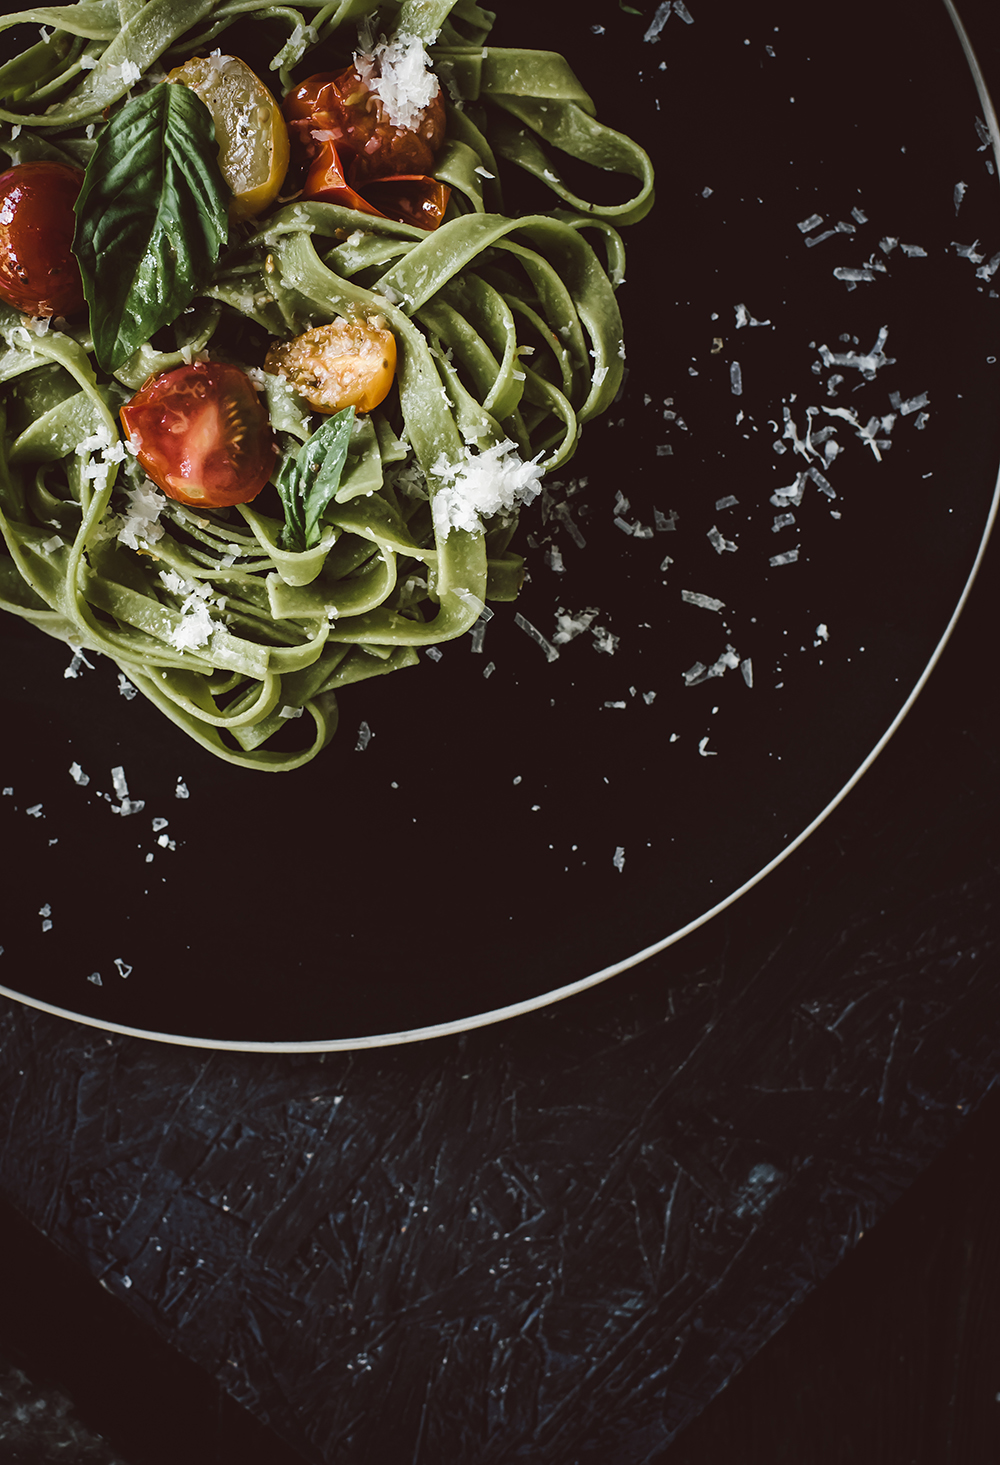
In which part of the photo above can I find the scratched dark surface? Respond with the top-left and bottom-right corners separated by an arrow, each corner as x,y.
1,506 -> 998,1462
2,0 -> 1000,1461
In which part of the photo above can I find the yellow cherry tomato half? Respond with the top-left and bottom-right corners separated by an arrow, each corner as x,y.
263,318 -> 397,415
168,54 -> 289,221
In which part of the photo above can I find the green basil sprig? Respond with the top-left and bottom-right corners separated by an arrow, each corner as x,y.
276,407 -> 356,551
73,83 -> 229,374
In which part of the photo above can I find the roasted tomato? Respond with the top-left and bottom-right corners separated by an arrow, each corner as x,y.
284,64 -> 446,182
362,175 -> 450,231
298,140 -> 450,229
0,162 -> 86,318
283,63 -> 449,229
120,362 -> 276,508
264,318 -> 396,415
167,55 -> 289,221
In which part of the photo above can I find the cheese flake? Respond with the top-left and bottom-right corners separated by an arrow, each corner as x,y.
431,440 -> 543,538
118,482 -> 168,550
355,34 -> 438,131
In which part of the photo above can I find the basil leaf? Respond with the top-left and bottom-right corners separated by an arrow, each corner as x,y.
278,407 -> 356,551
275,452 -> 306,549
73,83 -> 229,373
300,408 -> 356,548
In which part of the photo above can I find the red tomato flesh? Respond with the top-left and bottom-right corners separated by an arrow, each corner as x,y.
120,362 -> 276,509
0,162 -> 86,318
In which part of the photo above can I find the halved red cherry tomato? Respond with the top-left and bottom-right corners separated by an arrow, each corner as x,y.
283,66 -> 449,230
0,162 -> 86,318
120,362 -> 276,509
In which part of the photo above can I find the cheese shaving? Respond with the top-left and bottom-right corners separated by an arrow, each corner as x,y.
117,482 -> 168,550
514,613 -> 560,662
159,570 -> 219,650
682,590 -> 724,612
355,33 -> 439,131
431,440 -> 543,538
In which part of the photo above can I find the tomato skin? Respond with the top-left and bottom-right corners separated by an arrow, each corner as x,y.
300,141 -> 450,230
361,175 -> 450,231
0,163 -> 86,318
283,67 -> 449,229
298,138 -> 382,218
120,362 -> 276,509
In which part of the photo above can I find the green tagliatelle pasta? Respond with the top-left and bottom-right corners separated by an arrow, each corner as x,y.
0,0 -> 653,770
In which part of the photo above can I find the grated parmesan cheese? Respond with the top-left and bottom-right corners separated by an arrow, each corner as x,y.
816,325 -> 893,380
109,765 -> 144,817
707,526 -> 737,554
159,570 -> 220,650
117,482 -> 168,550
552,607 -> 599,644
682,590 -> 725,612
355,33 -> 438,131
431,440 -> 543,538
735,304 -> 770,328
514,613 -> 560,662
804,221 -> 855,248
888,389 -> 930,416
64,648 -> 95,679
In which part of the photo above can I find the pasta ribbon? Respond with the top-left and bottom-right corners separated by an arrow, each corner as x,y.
0,0 -> 652,769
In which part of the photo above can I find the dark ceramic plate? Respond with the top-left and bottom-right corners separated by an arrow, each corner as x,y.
1,0 -> 998,1048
